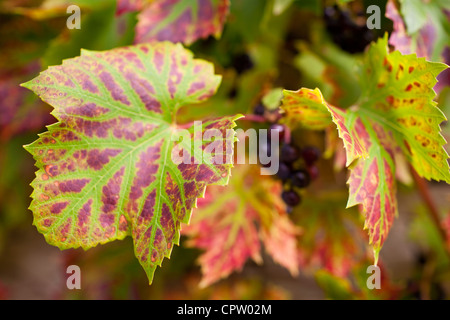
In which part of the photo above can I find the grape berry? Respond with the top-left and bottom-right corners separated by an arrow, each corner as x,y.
257,103 -> 321,212
323,5 -> 375,54
253,103 -> 265,116
281,190 -> 301,207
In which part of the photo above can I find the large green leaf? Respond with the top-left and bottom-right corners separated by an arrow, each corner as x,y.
22,41 -> 240,283
281,35 -> 450,263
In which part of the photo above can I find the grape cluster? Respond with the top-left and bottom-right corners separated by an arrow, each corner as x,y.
254,104 -> 321,212
323,5 -> 375,54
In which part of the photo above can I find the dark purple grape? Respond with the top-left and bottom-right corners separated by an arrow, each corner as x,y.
291,170 -> 310,188
301,146 -> 320,166
276,162 -> 291,181
280,144 -> 299,163
253,103 -> 265,116
232,53 -> 254,74
281,190 -> 301,207
269,123 -> 285,141
323,5 -> 337,20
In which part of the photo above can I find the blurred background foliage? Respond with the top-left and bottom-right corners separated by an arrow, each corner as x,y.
0,0 -> 449,299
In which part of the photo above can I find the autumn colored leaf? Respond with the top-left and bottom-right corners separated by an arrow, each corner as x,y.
261,211 -> 300,277
135,0 -> 230,45
182,185 -> 263,288
281,88 -> 368,166
281,35 -> 450,263
358,36 -> 449,183
22,41 -> 240,283
294,192 -> 369,277
182,164 -> 300,287
386,0 -> 449,62
116,0 -> 145,15
385,0 -> 450,94
281,88 -> 334,131
0,12 -> 62,140
0,62 -> 53,141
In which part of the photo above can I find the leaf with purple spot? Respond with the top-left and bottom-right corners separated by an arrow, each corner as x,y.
134,0 -> 230,45
23,41 -> 240,283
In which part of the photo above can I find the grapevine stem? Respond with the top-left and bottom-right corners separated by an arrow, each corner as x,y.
241,114 -> 268,123
410,167 -> 450,254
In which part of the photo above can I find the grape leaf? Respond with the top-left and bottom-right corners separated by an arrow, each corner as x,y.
385,0 -> 417,58
0,62 -> 53,141
281,88 -> 369,166
386,0 -> 450,61
135,0 -> 230,45
261,210 -> 300,277
116,0 -> 144,15
182,164 -> 300,287
294,192 -> 369,277
22,41 -> 240,283
281,88 -> 334,131
281,35 -> 450,262
182,186 -> 263,288
386,0 -> 450,94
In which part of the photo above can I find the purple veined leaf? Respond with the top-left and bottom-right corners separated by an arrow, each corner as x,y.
22,41 -> 241,283
134,0 -> 230,45
281,88 -> 369,166
385,0 -> 422,57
